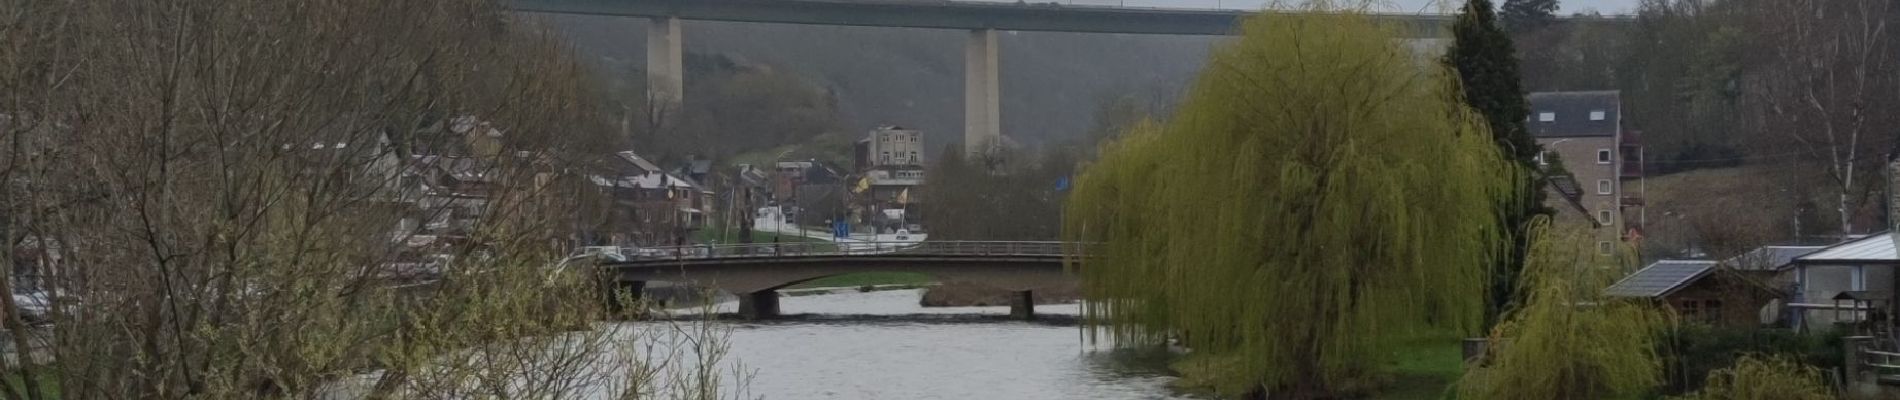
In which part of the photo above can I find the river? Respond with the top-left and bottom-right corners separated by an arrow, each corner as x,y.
654,288 -> 1193,399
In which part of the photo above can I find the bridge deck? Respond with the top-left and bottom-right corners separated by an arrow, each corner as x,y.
596,241 -> 1076,265
509,0 -> 1457,36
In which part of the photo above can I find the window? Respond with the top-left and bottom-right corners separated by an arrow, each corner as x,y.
1597,179 -> 1613,195
1597,149 -> 1612,164
1589,110 -> 1606,121
1538,112 -> 1555,122
1598,210 -> 1615,225
1597,241 -> 1614,255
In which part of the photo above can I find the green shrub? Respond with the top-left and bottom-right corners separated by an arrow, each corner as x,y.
1667,355 -> 1834,400
1657,324 -> 1844,395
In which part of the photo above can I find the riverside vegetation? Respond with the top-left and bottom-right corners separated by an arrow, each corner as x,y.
0,0 -> 752,398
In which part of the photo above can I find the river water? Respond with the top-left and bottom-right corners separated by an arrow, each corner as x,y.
657,288 -> 1193,400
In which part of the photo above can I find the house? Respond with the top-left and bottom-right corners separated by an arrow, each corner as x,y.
1605,244 -> 1825,327
587,151 -> 710,247
856,125 -> 925,170
1783,233 -> 1899,330
1530,91 -> 1644,255
772,161 -> 815,203
852,126 -> 927,233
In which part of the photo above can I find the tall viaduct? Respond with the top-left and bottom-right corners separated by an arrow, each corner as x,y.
507,0 -> 1454,155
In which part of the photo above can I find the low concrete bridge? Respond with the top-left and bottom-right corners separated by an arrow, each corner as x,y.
598,241 -> 1079,319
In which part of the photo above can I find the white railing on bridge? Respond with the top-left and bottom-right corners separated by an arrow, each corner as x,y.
602,241 -> 1076,261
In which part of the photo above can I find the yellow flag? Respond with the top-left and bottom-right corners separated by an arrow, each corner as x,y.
896,188 -> 910,205
853,176 -> 871,193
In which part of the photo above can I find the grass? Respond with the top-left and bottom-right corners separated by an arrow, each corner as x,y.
788,272 -> 934,289
1376,332 -> 1465,400
3,371 -> 58,399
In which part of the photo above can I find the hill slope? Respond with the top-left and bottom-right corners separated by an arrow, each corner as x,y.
546,14 -> 1219,150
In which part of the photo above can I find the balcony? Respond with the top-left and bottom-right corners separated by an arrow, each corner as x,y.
1619,146 -> 1644,179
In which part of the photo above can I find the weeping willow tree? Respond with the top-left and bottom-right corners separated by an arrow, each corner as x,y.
1061,4 -> 1516,397
1459,222 -> 1666,400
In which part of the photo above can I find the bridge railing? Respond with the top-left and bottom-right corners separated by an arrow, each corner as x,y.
610,241 -> 1077,261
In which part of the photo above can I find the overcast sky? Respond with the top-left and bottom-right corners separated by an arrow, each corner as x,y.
1043,0 -> 1640,15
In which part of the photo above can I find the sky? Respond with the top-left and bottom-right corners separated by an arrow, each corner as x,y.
1022,0 -> 1641,15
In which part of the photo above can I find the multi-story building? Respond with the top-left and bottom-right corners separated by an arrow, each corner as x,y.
862,126 -> 924,168
1530,91 -> 1643,255
853,126 -> 926,233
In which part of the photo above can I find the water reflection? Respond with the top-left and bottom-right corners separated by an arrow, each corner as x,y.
643,288 -> 1193,399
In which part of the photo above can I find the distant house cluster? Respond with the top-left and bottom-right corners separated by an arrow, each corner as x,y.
1608,234 -> 1900,333
716,125 -> 932,239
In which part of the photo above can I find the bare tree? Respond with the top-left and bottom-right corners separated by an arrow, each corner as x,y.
1741,0 -> 1898,236
0,0 -> 749,399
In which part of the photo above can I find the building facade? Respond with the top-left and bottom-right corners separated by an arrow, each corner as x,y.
1530,91 -> 1642,254
853,126 -> 926,233
863,126 -> 925,169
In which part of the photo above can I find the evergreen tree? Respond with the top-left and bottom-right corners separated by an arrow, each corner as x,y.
1445,0 -> 1551,327
1501,0 -> 1560,33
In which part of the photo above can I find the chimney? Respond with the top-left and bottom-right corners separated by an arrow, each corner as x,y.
1889,154 -> 1900,247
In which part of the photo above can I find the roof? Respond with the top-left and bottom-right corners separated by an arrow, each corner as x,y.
1528,91 -> 1620,138
1833,291 -> 1891,301
1542,175 -> 1597,227
1725,245 -> 1825,271
1604,260 -> 1718,298
613,151 -> 664,175
803,163 -> 843,184
1795,233 -> 1897,264
589,172 -> 697,190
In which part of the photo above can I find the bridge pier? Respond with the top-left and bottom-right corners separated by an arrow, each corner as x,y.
1008,290 -> 1035,321
647,16 -> 684,113
963,28 -> 1001,156
738,290 -> 781,320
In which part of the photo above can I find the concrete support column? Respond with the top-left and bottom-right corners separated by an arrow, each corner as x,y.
738,290 -> 781,320
647,16 -> 685,114
1008,290 -> 1035,321
963,28 -> 1001,156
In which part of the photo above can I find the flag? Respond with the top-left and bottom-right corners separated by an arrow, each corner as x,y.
853,176 -> 871,193
896,188 -> 910,205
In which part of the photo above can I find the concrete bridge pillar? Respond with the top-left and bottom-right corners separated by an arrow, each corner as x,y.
963,28 -> 1001,156
647,16 -> 685,114
1008,290 -> 1035,321
738,290 -> 781,320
